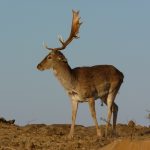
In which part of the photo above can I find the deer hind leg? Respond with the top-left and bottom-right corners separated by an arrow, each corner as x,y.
112,102 -> 118,133
88,97 -> 101,137
105,80 -> 122,137
105,91 -> 118,137
68,100 -> 78,139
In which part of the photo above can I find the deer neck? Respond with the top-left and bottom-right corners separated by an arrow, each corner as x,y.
52,61 -> 75,91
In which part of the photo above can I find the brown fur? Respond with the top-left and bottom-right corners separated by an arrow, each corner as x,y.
37,51 -> 124,138
37,10 -> 124,138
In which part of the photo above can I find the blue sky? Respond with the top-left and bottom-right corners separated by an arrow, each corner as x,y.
0,1 -> 150,126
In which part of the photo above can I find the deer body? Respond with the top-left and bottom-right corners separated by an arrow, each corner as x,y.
70,65 -> 123,101
37,11 -> 124,138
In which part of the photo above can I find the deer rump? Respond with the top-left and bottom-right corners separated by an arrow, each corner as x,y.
69,65 -> 124,102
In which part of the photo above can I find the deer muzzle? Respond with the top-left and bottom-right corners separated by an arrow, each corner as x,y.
37,64 -> 44,71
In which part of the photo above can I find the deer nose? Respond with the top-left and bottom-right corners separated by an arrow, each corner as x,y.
37,64 -> 44,71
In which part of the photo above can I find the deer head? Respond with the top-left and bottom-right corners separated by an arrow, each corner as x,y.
37,10 -> 82,71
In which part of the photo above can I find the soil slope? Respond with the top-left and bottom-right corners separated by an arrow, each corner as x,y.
101,139 -> 150,150
0,122 -> 149,150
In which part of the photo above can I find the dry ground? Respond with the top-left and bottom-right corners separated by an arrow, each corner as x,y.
0,121 -> 149,150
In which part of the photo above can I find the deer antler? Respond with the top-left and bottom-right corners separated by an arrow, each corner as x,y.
44,10 -> 82,51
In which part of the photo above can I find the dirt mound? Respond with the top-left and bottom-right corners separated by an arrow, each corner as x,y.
101,139 -> 150,150
0,122 -> 149,150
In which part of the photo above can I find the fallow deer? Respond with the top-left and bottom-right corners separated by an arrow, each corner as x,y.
37,10 -> 124,139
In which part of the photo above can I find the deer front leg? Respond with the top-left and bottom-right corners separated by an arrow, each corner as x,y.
68,100 -> 78,139
88,97 -> 101,137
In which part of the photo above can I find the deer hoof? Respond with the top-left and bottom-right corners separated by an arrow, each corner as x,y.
97,130 -> 102,138
68,133 -> 74,140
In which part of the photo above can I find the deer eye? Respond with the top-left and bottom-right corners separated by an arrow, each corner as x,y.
47,55 -> 52,59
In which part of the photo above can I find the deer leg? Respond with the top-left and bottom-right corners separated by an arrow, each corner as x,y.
105,93 -> 114,137
112,103 -> 118,133
68,100 -> 78,139
88,97 -> 101,137
105,87 -> 119,137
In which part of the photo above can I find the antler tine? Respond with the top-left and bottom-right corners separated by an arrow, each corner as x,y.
43,41 -> 53,50
58,34 -> 64,45
45,10 -> 82,51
